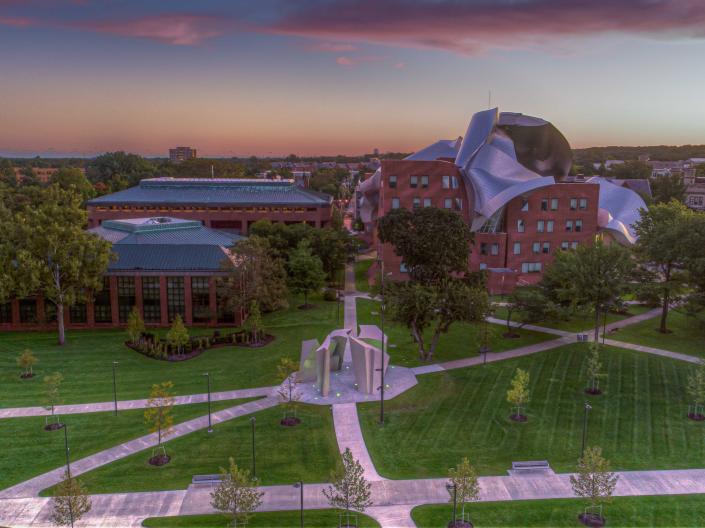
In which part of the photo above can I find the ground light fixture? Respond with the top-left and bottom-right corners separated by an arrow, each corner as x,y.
203,372 -> 212,433
446,482 -> 457,526
293,480 -> 304,527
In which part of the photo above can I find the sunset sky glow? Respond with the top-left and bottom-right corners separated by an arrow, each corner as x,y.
1,0 -> 705,157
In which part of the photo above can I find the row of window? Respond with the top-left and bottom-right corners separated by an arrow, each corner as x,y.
512,240 -> 581,255
391,197 -> 463,211
521,197 -> 589,212
516,219 -> 583,233
388,175 -> 460,189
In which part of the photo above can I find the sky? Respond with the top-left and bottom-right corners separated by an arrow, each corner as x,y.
1,0 -> 705,157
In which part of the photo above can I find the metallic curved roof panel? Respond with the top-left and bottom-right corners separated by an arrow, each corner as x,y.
404,139 -> 460,161
585,176 -> 647,244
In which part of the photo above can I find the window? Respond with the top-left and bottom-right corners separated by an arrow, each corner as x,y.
547,220 -> 554,233
532,242 -> 540,254
541,199 -> 548,211
44,300 -> 57,323
167,277 -> 185,322
412,197 -> 421,209
215,278 -> 234,324
94,277 -> 112,323
480,243 -> 488,255
388,175 -> 397,188
517,219 -> 525,233
444,198 -> 452,209
521,262 -> 543,273
575,219 -> 583,232
410,175 -> 418,188
491,243 -> 499,256
455,198 -> 463,211
561,241 -> 569,250
479,263 -> 487,270
579,198 -> 588,210
542,242 -> 550,254
421,175 -> 429,188
19,299 -> 37,323
521,200 -> 529,212
400,262 -> 409,273
0,302 -> 11,324
571,241 -> 579,249
117,277 -> 135,324
192,277 -> 211,323
423,198 -> 432,208
69,304 -> 87,324
570,198 -> 577,210
142,277 -> 161,323
391,197 -> 400,209
551,198 -> 559,210
451,176 -> 459,189
537,220 -> 545,233
442,175 -> 450,189
566,220 -> 573,232
513,242 -> 521,255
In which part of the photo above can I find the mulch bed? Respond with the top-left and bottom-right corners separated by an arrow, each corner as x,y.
149,454 -> 171,466
578,513 -> 605,527
245,334 -> 275,348
585,388 -> 602,396
447,520 -> 473,528
502,332 -> 521,339
44,423 -> 64,431
20,373 -> 35,379
280,417 -> 301,427
688,412 -> 705,421
125,334 -> 276,361
510,414 -> 527,423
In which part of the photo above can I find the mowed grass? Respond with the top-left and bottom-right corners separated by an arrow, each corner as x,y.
356,298 -> 554,367
0,399 -> 252,492
608,309 -> 705,358
45,403 -> 340,495
358,344 -> 704,479
491,304 -> 653,333
411,495 -> 705,527
0,294 -> 339,407
143,509 -> 381,527
354,259 -> 374,293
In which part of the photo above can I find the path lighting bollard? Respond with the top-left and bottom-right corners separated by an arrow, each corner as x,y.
112,361 -> 119,416
446,482 -> 457,526
581,401 -> 592,459
203,373 -> 212,433
294,480 -> 304,527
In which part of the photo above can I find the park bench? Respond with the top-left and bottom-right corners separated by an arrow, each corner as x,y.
511,460 -> 551,472
576,334 -> 589,342
192,474 -> 222,485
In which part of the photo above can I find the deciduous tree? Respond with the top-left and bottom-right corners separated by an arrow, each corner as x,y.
210,457 -> 263,528
570,446 -> 618,524
507,368 -> 530,421
287,239 -> 326,308
144,381 -> 175,459
243,300 -> 264,344
17,349 -> 38,379
585,343 -> 604,395
50,470 -> 92,527
43,372 -> 64,428
650,174 -> 687,204
126,307 -> 145,345
323,447 -> 372,528
166,315 -> 189,356
686,360 -> 705,420
448,457 -> 480,523
276,356 -> 302,424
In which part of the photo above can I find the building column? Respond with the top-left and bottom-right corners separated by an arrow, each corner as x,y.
184,276 -> 193,325
36,296 -> 45,325
87,296 -> 95,327
209,277 -> 218,326
160,277 -> 169,326
134,276 -> 144,319
109,276 -> 120,326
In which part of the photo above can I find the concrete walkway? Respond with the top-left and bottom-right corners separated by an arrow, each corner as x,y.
603,338 -> 703,364
0,397 -> 278,500
332,403 -> 386,482
0,386 -> 275,419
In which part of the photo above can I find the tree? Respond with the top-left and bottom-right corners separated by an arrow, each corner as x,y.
377,207 -> 472,284
507,368 -> 530,421
43,372 -> 64,428
144,381 -> 175,460
287,239 -> 326,308
448,457 -> 480,524
166,314 -> 189,356
541,240 -> 634,341
210,457 -> 264,527
570,446 -> 618,524
608,160 -> 651,180
17,348 -> 38,379
585,343 -> 603,395
686,360 -> 705,420
243,300 -> 264,344
323,447 -> 373,528
3,185 -> 113,345
501,286 -> 560,337
276,356 -> 302,425
51,168 -> 95,201
650,174 -> 686,204
50,470 -> 92,527
126,307 -> 145,345
87,151 -> 156,191
386,279 -> 488,362
633,201 -> 703,333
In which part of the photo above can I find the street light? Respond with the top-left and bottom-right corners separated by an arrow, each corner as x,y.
62,423 -> 75,528
112,361 -> 119,416
250,416 -> 256,479
446,482 -> 457,526
377,265 -> 392,426
293,480 -> 304,527
581,401 -> 592,459
203,373 -> 212,433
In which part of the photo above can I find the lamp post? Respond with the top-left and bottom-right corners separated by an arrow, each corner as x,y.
203,373 -> 212,433
581,401 -> 592,459
250,416 -> 256,479
377,262 -> 391,426
112,361 -> 119,416
446,482 -> 457,526
602,303 -> 608,345
293,480 -> 304,527
62,423 -> 75,528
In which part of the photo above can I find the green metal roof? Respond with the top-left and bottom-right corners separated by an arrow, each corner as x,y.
108,245 -> 229,272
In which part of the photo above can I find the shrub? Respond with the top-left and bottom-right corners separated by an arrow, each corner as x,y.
323,288 -> 338,302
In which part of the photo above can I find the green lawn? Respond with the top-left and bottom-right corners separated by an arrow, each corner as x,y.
143,509 -> 380,527
354,259 -> 374,293
44,403 -> 340,495
358,344 -> 704,479
0,294 -> 339,407
411,495 -> 705,527
608,309 -> 705,358
356,298 -> 554,367
0,399 -> 252,492
491,304 -> 653,333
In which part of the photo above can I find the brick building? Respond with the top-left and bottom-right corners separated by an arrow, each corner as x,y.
169,146 -> 197,162
86,178 -> 333,233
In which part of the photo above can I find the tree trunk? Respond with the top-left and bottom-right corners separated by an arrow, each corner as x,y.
57,302 -> 66,346
410,323 -> 427,361
659,266 -> 671,333
428,328 -> 443,362
594,304 -> 600,342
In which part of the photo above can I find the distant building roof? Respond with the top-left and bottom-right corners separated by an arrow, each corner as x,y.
605,178 -> 652,198
107,245 -> 230,272
87,177 -> 332,207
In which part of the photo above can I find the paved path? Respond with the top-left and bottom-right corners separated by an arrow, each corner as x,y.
0,386 -> 275,419
603,338 -> 702,364
0,397 -> 278,500
332,403 -> 386,482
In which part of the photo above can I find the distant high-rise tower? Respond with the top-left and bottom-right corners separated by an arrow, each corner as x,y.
169,146 -> 197,162
373,147 -> 380,156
